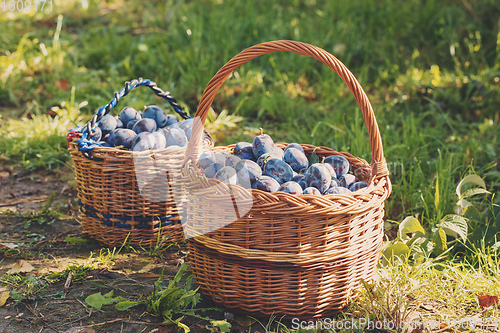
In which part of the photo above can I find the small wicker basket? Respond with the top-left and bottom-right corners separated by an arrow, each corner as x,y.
67,78 -> 213,247
182,41 -> 392,319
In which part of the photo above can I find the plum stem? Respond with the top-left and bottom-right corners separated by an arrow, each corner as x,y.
259,127 -> 264,136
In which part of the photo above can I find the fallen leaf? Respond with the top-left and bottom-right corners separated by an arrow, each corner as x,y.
0,243 -> 19,249
210,319 -> 231,332
156,327 -> 172,333
55,79 -> 71,91
0,288 -> 10,307
233,315 -> 257,327
7,260 -> 34,274
137,262 -> 157,274
63,327 -> 96,333
64,237 -> 88,245
133,273 -> 161,279
478,295 -> 499,310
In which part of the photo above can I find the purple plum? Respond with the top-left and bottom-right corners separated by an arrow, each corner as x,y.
278,181 -> 303,195
98,114 -> 117,134
251,175 -> 280,193
305,163 -> 331,193
132,118 -> 157,134
119,107 -> 141,128
263,158 -> 294,184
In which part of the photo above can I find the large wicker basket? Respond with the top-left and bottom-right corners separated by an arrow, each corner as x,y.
182,41 -> 392,319
68,78 -> 213,247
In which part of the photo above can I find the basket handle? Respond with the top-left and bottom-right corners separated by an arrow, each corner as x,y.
186,40 -> 389,179
75,78 -> 190,160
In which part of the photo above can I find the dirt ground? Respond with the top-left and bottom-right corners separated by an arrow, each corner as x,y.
0,166 -> 256,333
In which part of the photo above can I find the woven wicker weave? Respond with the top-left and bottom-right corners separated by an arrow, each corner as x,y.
68,78 -> 213,247
181,41 -> 392,319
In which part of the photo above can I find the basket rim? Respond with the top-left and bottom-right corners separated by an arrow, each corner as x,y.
182,141 -> 390,209
68,137 -> 214,160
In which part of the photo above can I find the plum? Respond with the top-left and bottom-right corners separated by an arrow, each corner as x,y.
131,132 -> 156,151
132,118 -> 157,134
89,126 -> 102,141
323,163 -> 337,179
165,114 -> 179,127
331,177 -> 342,187
284,143 -> 305,154
162,127 -> 188,147
164,122 -> 181,131
273,146 -> 285,160
278,181 -> 303,195
251,175 -> 280,193
303,187 -> 321,195
349,181 -> 369,191
143,105 -> 169,128
152,131 -> 167,149
324,155 -> 350,178
178,118 -> 193,131
339,174 -> 357,188
204,162 -> 224,178
323,178 -> 340,195
284,148 -> 309,173
105,128 -> 120,146
214,166 -> 238,185
109,129 -> 136,148
233,142 -> 255,161
263,158 -> 294,184
176,118 -> 207,142
98,141 -> 113,147
127,118 -> 140,129
305,163 -> 331,193
198,151 -> 217,169
291,174 -> 308,190
119,107 -> 141,128
98,114 -> 117,134
224,154 -> 241,167
325,186 -> 351,194
214,151 -> 232,165
234,160 -> 262,184
256,153 -> 273,169
114,116 -> 123,128
252,133 -> 275,158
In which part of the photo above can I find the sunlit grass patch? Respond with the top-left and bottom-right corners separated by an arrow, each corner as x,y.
345,250 -> 500,333
0,87 -> 85,169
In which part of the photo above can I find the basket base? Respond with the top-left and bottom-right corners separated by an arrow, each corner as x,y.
79,214 -> 185,248
188,240 -> 380,320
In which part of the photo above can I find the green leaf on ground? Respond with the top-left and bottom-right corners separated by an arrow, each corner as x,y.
210,320 -> 231,332
85,291 -> 126,311
382,242 -> 410,264
433,228 -> 448,254
115,300 -> 141,311
437,214 -> 468,242
398,216 -> 426,238
65,237 -> 88,245
456,175 -> 486,199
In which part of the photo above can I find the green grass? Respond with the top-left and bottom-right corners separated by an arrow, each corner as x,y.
1,0 -> 498,223
344,247 -> 500,333
1,1 -> 499,330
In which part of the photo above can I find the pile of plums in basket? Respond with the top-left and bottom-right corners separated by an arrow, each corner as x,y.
88,105 -> 197,151
198,132 -> 369,196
